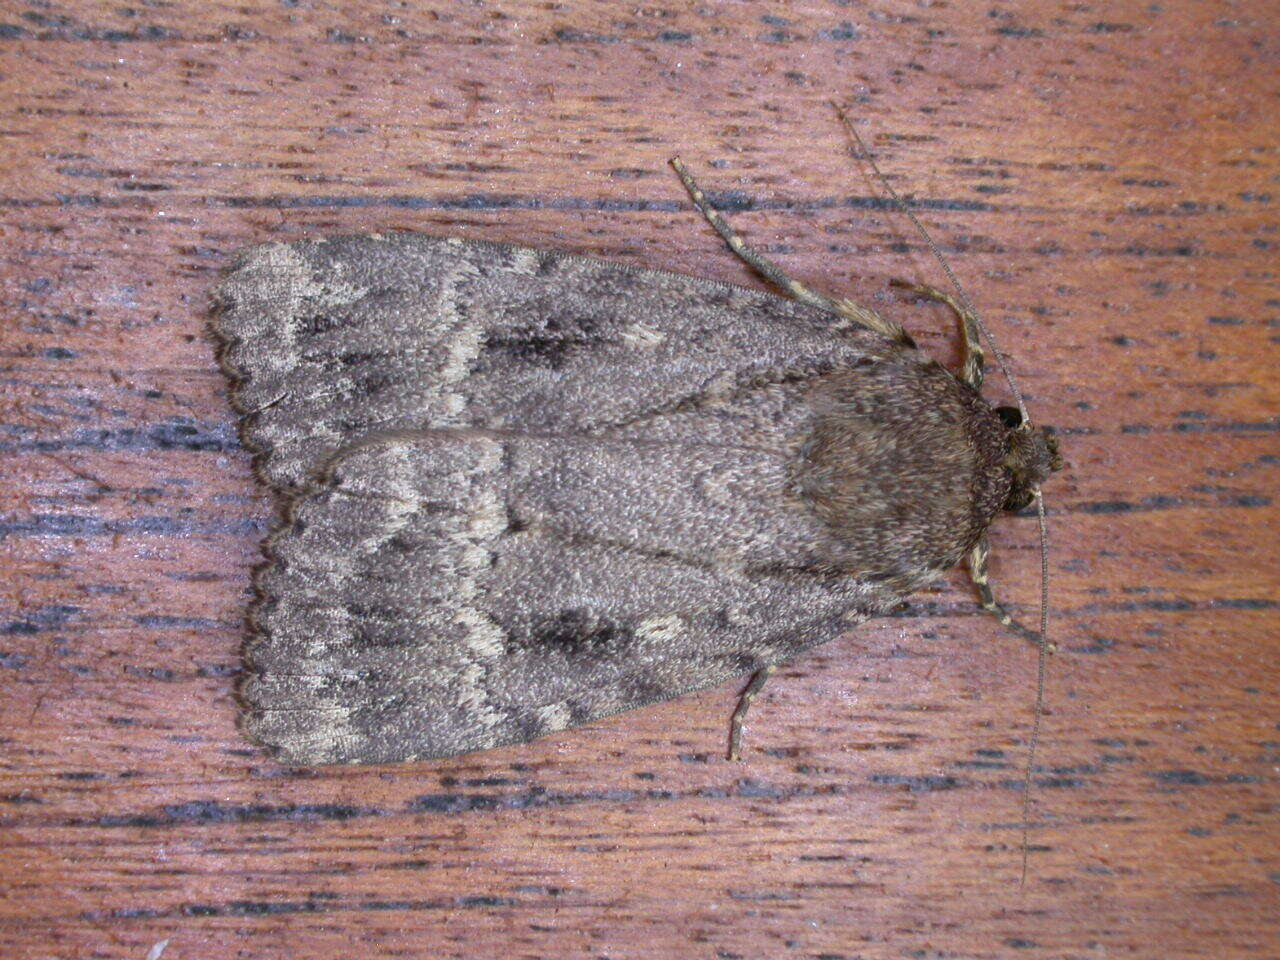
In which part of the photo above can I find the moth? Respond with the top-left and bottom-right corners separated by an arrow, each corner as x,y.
211,149 -> 1062,769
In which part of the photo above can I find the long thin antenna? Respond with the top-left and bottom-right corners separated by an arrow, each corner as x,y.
832,103 -> 1052,884
831,103 -> 1029,423
1020,489 -> 1051,886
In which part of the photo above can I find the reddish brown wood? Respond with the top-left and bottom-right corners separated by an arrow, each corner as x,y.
1,3 -> 1276,958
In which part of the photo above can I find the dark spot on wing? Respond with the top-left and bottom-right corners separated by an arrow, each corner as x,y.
621,674 -> 669,705
335,351 -> 380,369
725,652 -> 762,674
351,622 -> 419,648
481,314 -> 604,370
299,314 -> 342,335
385,534 -> 415,554
319,672 -> 370,696
345,600 -> 406,622
527,608 -> 635,656
512,710 -> 545,743
712,608 -> 736,631
357,372 -> 397,395
482,331 -> 576,368
301,347 -> 385,373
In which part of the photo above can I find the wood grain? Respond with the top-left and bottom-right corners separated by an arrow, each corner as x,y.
1,2 -> 1276,958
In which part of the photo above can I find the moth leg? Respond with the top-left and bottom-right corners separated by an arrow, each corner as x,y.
967,536 -> 1055,651
669,157 -> 913,346
891,279 -> 984,390
727,665 -> 778,761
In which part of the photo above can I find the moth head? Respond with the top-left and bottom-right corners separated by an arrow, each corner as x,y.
997,406 -> 1064,511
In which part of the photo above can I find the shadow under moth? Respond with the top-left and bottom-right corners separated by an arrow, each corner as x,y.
211,147 -> 1063,786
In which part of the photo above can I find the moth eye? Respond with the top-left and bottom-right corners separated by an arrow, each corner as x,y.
1005,489 -> 1034,512
996,406 -> 1023,428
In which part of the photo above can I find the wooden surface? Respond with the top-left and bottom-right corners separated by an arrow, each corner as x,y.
1,2 -> 1277,958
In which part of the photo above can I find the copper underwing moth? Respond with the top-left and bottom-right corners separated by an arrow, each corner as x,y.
211,145 -> 1062,782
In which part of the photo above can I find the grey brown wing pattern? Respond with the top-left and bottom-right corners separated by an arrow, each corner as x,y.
243,431 -> 881,764
210,234 -> 900,492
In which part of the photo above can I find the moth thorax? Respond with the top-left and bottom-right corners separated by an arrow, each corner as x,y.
794,364 -> 1013,585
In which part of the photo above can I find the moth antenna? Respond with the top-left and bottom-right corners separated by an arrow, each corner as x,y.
830,102 -> 1029,423
833,103 -> 1055,884
1020,487 -> 1051,886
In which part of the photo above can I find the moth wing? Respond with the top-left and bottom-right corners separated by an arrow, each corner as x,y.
211,234 -> 899,492
243,433 -> 879,765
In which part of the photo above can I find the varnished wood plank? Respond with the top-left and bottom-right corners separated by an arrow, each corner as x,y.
1,2 -> 1276,958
